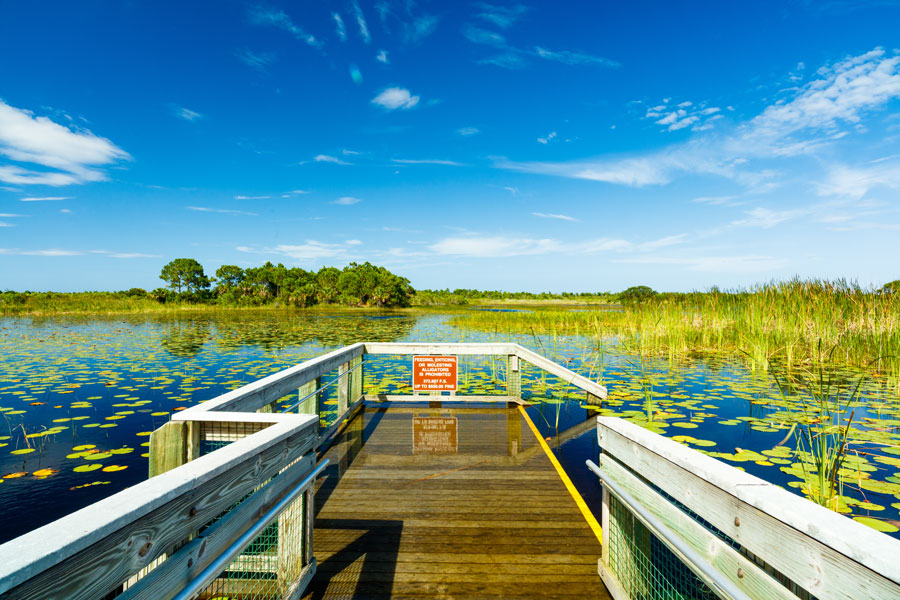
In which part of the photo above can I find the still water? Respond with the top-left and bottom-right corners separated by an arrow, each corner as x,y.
1,310 -> 898,544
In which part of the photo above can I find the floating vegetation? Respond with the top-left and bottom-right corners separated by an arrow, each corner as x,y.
1,305 -> 899,545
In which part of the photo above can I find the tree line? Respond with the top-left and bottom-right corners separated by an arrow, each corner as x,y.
155,258 -> 414,307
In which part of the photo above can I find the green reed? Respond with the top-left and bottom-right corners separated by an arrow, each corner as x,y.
449,279 -> 900,376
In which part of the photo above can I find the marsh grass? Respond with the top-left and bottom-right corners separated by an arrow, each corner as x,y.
450,279 -> 900,377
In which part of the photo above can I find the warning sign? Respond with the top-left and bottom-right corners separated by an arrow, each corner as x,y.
413,416 -> 458,454
412,355 -> 458,391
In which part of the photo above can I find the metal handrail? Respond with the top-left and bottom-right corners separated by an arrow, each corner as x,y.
172,459 -> 329,600
586,459 -> 752,600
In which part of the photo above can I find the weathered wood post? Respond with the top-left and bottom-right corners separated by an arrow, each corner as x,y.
148,421 -> 194,477
296,377 -> 321,426
350,355 -> 363,401
337,362 -> 350,416
506,354 -> 521,397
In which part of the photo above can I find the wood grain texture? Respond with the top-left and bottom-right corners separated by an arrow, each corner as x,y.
301,405 -> 611,600
597,417 -> 900,600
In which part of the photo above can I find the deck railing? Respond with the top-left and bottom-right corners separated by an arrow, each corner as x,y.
0,342 -> 606,600
587,417 -> 900,600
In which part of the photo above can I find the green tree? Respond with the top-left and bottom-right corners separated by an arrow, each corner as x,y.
880,280 -> 900,294
159,258 -> 210,296
619,285 -> 658,304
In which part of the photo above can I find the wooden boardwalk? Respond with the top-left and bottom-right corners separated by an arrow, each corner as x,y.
302,403 -> 611,600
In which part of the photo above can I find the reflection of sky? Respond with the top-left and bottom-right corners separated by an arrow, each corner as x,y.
1,312 -> 898,544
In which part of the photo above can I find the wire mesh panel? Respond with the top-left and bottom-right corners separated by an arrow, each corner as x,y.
607,493 -> 719,600
200,490 -> 311,600
199,421 -> 271,456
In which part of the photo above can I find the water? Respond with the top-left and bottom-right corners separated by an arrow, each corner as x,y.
1,310 -> 898,544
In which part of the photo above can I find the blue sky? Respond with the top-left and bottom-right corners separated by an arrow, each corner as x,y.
1,1 -> 899,293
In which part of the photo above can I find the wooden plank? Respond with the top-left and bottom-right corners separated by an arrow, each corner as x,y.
364,394 -> 522,404
597,417 -> 900,600
514,345 -> 608,399
177,343 -> 364,416
596,454 -> 800,600
148,421 -> 188,478
0,416 -> 317,599
117,454 -> 316,600
337,361 -> 349,416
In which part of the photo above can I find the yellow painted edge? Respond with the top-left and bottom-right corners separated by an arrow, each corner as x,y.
518,405 -> 603,544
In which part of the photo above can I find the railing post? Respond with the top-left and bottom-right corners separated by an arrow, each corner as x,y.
297,378 -> 321,431
506,354 -> 521,397
148,421 -> 189,477
350,355 -> 363,401
337,362 -> 350,416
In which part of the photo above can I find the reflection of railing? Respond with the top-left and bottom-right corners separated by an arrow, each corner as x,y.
0,342 -> 605,600
587,417 -> 900,600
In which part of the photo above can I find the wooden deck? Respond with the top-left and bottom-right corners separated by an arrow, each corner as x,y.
302,402 -> 611,600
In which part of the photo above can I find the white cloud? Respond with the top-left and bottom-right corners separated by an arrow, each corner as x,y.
0,100 -> 130,186
615,254 -> 788,273
0,247 -> 158,258
533,212 -> 576,221
462,26 -> 506,47
0,213 -> 24,217
503,186 -> 518,195
533,46 -> 620,68
273,241 -> 345,260
404,15 -> 439,44
644,99 -> 722,132
730,207 -> 803,228
334,196 -> 361,205
312,154 -> 352,165
333,13 -> 347,41
345,239 -> 363,245
174,106 -> 203,121
458,126 -> 480,136
478,53 -> 526,69
537,131 -> 557,144
499,49 -> 900,190
816,159 -> 900,200
429,233 -> 685,258
248,6 -> 320,48
234,195 -> 270,200
186,206 -> 258,216
20,196 -> 70,201
351,2 -> 371,43
376,49 -> 389,63
391,158 -> 463,166
474,3 -> 530,29
371,87 -> 420,110
236,48 -> 275,71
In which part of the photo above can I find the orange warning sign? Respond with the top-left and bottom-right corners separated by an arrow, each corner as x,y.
412,355 -> 458,391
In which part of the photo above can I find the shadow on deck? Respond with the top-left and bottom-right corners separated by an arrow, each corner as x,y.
302,402 -> 611,600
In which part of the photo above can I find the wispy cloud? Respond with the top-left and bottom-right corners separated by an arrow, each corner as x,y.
533,212 -> 576,221
497,49 -> 900,190
186,206 -> 258,216
173,106 -> 203,121
537,131 -> 557,144
376,49 -> 389,63
248,6 -> 320,48
391,158 -> 464,166
20,196 -> 70,202
816,157 -> 900,200
371,87 -> 420,110
234,195 -> 270,200
334,196 -> 361,205
404,15 -> 439,44
236,48 -> 275,71
351,2 -> 371,43
729,207 -> 803,229
429,233 -> 686,258
332,12 -> 347,41
474,3 -> 530,29
0,100 -> 130,186
239,240 -> 352,261
310,154 -> 352,165
533,46 -> 621,68
644,99 -> 723,132
458,126 -> 480,136
0,248 -> 159,258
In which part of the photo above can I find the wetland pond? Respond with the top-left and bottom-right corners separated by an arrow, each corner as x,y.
1,310 -> 899,544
